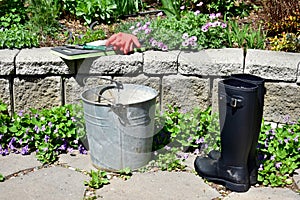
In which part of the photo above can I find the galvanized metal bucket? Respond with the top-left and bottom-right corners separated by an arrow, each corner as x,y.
81,82 -> 158,171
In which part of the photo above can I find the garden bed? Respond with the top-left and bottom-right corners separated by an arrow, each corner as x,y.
0,0 -> 299,52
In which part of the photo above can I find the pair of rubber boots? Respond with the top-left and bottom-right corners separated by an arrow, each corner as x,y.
194,74 -> 265,192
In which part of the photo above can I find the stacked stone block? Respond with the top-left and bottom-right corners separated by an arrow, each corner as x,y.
0,47 -> 299,124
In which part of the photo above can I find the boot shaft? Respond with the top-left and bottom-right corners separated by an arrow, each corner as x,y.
218,79 -> 258,166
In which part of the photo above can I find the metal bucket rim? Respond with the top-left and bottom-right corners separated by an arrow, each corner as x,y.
80,83 -> 158,106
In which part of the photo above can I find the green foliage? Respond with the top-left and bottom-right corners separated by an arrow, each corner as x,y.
117,10 -> 228,51
0,173 -> 4,182
160,0 -> 183,20
66,28 -> 106,45
149,147 -> 187,171
225,20 -> 266,49
257,119 -> 300,187
116,167 -> 133,180
84,170 -> 109,189
0,0 -> 28,29
26,0 -> 61,37
203,0 -> 254,18
268,32 -> 300,53
0,102 -> 87,164
150,105 -> 220,172
0,24 -> 40,49
114,0 -> 143,17
75,0 -> 116,25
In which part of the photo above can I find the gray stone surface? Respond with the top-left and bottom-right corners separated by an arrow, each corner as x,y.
96,171 -> 221,200
0,166 -> 89,200
224,187 -> 300,200
0,78 -> 11,110
293,169 -> 300,190
90,52 -> 143,75
162,75 -> 210,112
64,76 -> 112,104
143,50 -> 180,74
245,49 -> 300,82
16,47 -> 70,75
14,76 -> 61,112
178,48 -> 244,76
0,49 -> 19,75
0,153 -> 41,176
264,82 -> 300,123
58,152 -> 97,172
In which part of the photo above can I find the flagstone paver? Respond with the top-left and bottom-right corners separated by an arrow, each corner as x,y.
0,166 -> 89,200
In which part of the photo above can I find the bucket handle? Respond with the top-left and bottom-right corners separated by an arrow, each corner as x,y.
83,76 -> 124,103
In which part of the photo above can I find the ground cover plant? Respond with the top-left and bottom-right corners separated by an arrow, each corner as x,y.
149,105 -> 300,188
0,100 -> 87,164
0,0 -> 299,52
0,100 -> 299,188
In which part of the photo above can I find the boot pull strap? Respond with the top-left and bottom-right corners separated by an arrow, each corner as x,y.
230,97 -> 243,108
227,95 -> 243,108
220,94 -> 244,108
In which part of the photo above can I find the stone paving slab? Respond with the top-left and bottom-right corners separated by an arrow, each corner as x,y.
96,171 -> 221,200
0,153 -> 42,176
0,166 -> 89,200
0,152 -> 299,200
224,187 -> 300,200
58,152 -> 97,172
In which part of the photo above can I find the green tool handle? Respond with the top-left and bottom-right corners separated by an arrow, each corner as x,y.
83,45 -> 106,50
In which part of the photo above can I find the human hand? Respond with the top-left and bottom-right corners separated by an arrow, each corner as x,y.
105,32 -> 141,55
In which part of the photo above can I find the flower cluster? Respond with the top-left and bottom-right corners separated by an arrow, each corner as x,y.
201,13 -> 227,32
257,119 -> 300,186
181,33 -> 197,48
149,38 -> 168,51
0,104 -> 88,164
130,21 -> 152,37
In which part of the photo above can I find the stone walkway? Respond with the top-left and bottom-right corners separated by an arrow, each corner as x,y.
0,152 -> 299,200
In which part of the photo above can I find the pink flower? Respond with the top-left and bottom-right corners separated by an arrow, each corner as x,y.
182,33 -> 189,39
221,23 -> 227,28
209,13 -> 216,20
189,36 -> 197,42
216,13 -> 222,18
194,10 -> 201,15
197,2 -> 203,6
180,6 -> 185,10
157,12 -> 163,17
162,45 -> 168,51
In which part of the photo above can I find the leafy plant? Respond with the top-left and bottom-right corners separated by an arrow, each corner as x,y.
149,105 -> 220,172
160,0 -> 183,20
0,24 -> 40,49
257,119 -> 300,187
84,170 -> 110,189
26,0 -> 61,37
117,9 -> 228,51
116,167 -> 133,180
202,0 -> 255,18
0,0 -> 28,29
149,147 -> 187,171
114,0 -> 143,17
225,20 -> 266,49
66,28 -> 106,45
0,173 -> 4,182
75,0 -> 116,25
268,32 -> 300,53
0,102 -> 87,164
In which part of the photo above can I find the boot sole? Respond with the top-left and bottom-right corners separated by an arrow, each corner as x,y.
195,167 -> 250,192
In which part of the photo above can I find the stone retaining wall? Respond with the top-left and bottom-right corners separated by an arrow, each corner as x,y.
0,47 -> 299,124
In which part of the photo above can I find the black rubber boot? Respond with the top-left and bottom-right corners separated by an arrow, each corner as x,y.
208,74 -> 265,185
194,78 -> 258,192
